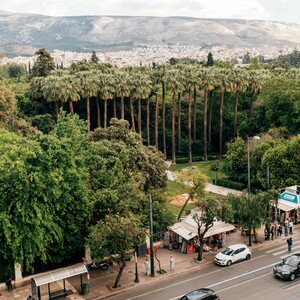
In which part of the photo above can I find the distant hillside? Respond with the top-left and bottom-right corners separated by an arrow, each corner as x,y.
1,10 -> 300,57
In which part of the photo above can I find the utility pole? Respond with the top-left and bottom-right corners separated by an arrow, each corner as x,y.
148,194 -> 155,276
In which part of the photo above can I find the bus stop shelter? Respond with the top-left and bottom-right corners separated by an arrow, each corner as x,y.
31,263 -> 88,299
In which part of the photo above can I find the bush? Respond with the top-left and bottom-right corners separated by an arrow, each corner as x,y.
213,178 -> 245,191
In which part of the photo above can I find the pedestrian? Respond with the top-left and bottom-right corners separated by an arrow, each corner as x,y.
271,225 -> 275,240
170,255 -> 175,272
287,237 -> 293,252
289,219 -> 293,234
144,258 -> 150,276
277,224 -> 282,236
27,296 -> 33,300
178,235 -> 183,250
284,225 -> 289,237
5,276 -> 13,292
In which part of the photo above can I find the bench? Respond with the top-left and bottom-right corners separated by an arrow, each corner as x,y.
49,289 -> 68,299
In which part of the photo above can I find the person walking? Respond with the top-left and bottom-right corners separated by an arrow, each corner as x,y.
170,255 -> 175,272
5,276 -> 13,292
271,225 -> 275,240
144,258 -> 150,276
289,219 -> 293,234
284,224 -> 289,237
287,237 -> 293,252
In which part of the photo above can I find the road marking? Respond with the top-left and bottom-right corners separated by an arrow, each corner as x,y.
216,272 -> 271,293
285,281 -> 300,291
272,245 -> 300,256
266,241 -> 300,254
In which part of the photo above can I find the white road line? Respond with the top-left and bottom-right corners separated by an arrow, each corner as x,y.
273,245 -> 300,256
266,241 -> 300,254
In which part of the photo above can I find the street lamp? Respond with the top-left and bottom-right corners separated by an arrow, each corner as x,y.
148,194 -> 155,276
247,136 -> 260,247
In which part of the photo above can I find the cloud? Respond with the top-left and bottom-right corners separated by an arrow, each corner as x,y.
0,0 -> 272,21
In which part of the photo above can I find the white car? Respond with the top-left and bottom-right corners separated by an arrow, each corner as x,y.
214,244 -> 251,266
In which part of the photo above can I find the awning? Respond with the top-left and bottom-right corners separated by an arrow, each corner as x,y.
204,222 -> 235,238
32,263 -> 88,287
169,223 -> 197,241
277,202 -> 297,212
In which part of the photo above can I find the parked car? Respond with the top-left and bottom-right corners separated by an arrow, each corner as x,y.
178,288 -> 220,300
214,244 -> 251,266
273,254 -> 300,281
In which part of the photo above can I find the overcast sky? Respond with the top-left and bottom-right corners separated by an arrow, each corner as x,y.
1,0 -> 299,24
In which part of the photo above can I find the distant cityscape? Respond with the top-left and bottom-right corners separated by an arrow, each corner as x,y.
1,44 -> 299,68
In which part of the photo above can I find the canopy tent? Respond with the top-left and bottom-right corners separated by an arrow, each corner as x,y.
31,263 -> 88,300
277,202 -> 297,212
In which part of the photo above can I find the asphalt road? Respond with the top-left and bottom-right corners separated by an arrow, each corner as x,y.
107,237 -> 300,300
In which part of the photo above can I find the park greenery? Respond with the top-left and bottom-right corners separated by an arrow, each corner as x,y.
0,48 -> 300,285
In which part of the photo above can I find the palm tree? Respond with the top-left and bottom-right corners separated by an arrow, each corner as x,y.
60,75 -> 81,115
232,69 -> 248,137
77,71 -> 98,134
114,69 -> 131,120
98,73 -> 115,128
41,76 -> 63,119
132,72 -> 152,135
29,77 -> 46,113
166,68 -> 184,164
213,68 -> 233,159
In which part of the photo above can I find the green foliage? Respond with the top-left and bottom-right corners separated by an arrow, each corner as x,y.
7,63 -> 26,79
214,178 -> 246,190
90,51 -> 99,64
31,114 -> 56,134
30,48 -> 55,78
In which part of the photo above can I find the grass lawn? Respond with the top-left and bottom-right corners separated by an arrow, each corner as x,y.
165,160 -> 225,217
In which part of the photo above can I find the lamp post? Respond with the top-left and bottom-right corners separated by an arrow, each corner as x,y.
148,194 -> 155,276
134,250 -> 139,283
247,136 -> 260,247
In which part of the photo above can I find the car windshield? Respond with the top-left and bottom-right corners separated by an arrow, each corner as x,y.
283,256 -> 299,267
221,247 -> 234,255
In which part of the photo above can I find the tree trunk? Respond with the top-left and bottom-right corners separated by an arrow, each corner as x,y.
69,99 -> 74,115
171,92 -> 176,164
121,96 -> 125,120
113,255 -> 126,288
155,252 -> 164,274
96,97 -> 101,128
193,86 -> 197,140
113,96 -> 117,118
177,195 -> 191,221
147,98 -> 150,146
208,91 -> 213,146
138,99 -> 142,135
155,93 -> 159,150
162,82 -> 166,158
55,100 -> 59,120
130,95 -> 135,131
234,91 -> 239,138
197,242 -> 204,261
104,99 -> 107,129
188,88 -> 192,163
87,96 -> 91,135
177,92 -> 181,153
203,89 -> 208,161
219,91 -> 224,159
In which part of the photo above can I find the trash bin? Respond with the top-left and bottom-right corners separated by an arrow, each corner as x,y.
81,283 -> 87,295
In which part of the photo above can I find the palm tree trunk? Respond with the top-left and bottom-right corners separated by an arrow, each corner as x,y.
188,88 -> 192,163
121,96 -> 125,120
193,86 -> 197,140
219,91 -> 224,159
138,99 -> 142,135
203,89 -> 208,161
146,98 -> 150,146
87,96 -> 91,134
155,93 -> 159,150
177,92 -> 181,153
55,101 -> 59,120
162,82 -> 166,158
113,96 -> 117,118
96,97 -> 101,128
234,91 -> 239,138
69,99 -> 74,115
208,91 -> 213,146
104,99 -> 107,129
130,95 -> 135,131
172,92 -> 176,164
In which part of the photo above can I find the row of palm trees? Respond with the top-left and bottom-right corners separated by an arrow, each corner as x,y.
29,64 -> 299,163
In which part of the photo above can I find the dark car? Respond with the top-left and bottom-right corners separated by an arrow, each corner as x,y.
178,288 -> 220,300
273,254 -> 300,281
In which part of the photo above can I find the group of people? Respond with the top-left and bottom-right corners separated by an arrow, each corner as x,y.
144,255 -> 175,275
265,218 -> 294,241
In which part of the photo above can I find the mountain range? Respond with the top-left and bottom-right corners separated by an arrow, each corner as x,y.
1,10 -> 300,57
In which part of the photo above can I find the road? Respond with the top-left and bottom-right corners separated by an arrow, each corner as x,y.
107,237 -> 300,300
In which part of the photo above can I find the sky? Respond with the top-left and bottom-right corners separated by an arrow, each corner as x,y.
1,0 -> 299,24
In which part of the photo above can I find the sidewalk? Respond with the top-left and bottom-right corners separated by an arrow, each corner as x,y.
3,224 -> 297,300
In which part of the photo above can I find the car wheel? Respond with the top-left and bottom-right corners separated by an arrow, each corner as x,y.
227,260 -> 232,266
290,273 -> 296,281
246,254 -> 251,260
